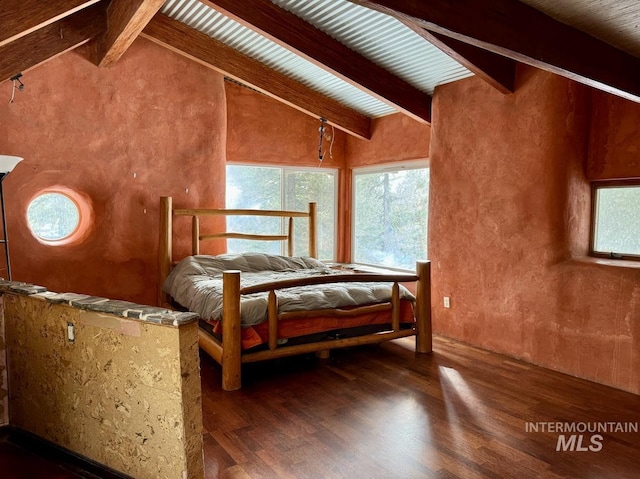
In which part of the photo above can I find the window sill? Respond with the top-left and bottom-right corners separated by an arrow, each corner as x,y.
569,256 -> 640,270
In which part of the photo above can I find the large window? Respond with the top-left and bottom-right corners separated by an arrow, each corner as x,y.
226,165 -> 337,260
591,182 -> 640,260
353,163 -> 429,270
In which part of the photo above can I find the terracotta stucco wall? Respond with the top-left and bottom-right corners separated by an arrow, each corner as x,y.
0,38 -> 227,305
4,293 -> 203,479
588,90 -> 640,180
430,66 -> 640,394
345,113 -> 430,168
226,82 -> 345,169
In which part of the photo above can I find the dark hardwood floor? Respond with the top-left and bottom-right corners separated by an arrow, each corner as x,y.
2,335 -> 639,478
201,336 -> 640,479
0,429 -> 99,479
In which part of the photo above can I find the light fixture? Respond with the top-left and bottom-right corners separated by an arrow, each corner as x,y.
8,73 -> 24,104
0,155 -> 23,280
318,117 -> 327,163
316,117 -> 335,164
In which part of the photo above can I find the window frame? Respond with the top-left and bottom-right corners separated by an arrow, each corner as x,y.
590,179 -> 640,262
225,162 -> 339,261
351,159 -> 429,271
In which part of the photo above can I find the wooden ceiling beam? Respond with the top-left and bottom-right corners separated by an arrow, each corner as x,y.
94,0 -> 165,67
0,0 -> 100,48
353,0 -> 640,103
142,14 -> 371,140
201,0 -> 432,123
0,5 -> 106,83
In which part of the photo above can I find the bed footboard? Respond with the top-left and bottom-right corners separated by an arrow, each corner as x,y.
216,262 -> 432,391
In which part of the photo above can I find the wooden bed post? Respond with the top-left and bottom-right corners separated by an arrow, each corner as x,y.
415,260 -> 432,353
222,270 -> 242,391
268,290 -> 278,350
159,196 -> 172,307
287,217 -> 294,257
308,202 -> 317,258
192,216 -> 200,255
391,282 -> 400,332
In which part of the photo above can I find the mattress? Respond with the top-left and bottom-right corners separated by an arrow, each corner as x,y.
163,253 -> 416,327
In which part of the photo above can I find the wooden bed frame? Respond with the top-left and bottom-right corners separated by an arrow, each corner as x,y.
159,196 -> 432,390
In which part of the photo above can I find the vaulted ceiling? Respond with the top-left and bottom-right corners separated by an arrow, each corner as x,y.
2,0 -> 640,139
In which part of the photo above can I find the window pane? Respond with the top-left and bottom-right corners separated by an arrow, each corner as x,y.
226,165 -> 336,259
594,186 -> 640,256
284,170 -> 335,259
27,192 -> 80,241
226,165 -> 281,255
354,167 -> 429,270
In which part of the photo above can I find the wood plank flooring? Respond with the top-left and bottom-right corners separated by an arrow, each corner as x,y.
200,336 -> 640,478
0,429 -> 100,479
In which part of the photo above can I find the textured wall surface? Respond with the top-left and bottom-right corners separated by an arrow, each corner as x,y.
430,65 -> 640,394
345,113 -> 430,168
226,82 -> 345,169
0,38 -> 227,305
4,293 -> 203,479
588,90 -> 640,180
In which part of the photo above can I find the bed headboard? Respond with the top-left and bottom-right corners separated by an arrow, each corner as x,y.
158,196 -> 317,306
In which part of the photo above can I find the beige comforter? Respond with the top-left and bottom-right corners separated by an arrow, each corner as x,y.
163,253 -> 414,327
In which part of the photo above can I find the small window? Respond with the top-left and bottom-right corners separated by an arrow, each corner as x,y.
27,192 -> 81,242
353,162 -> 429,270
591,182 -> 640,260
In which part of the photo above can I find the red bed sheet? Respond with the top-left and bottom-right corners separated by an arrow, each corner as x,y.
208,299 -> 415,350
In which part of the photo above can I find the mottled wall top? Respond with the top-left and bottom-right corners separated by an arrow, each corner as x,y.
0,280 -> 197,326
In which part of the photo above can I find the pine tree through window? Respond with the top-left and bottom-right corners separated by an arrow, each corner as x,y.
353,163 -> 429,270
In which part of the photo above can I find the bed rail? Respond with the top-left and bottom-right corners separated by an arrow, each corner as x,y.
238,272 -> 419,295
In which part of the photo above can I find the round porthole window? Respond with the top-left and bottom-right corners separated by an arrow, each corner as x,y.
27,192 -> 81,242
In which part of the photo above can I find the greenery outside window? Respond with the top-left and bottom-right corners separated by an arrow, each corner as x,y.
591,181 -> 640,261
226,164 -> 337,260
352,162 -> 429,270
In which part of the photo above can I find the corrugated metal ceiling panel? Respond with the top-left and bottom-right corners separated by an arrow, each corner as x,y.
272,0 -> 473,93
162,0 -> 396,117
161,0 -> 473,117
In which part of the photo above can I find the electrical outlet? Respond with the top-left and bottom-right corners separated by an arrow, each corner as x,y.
444,296 -> 451,308
67,322 -> 75,342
